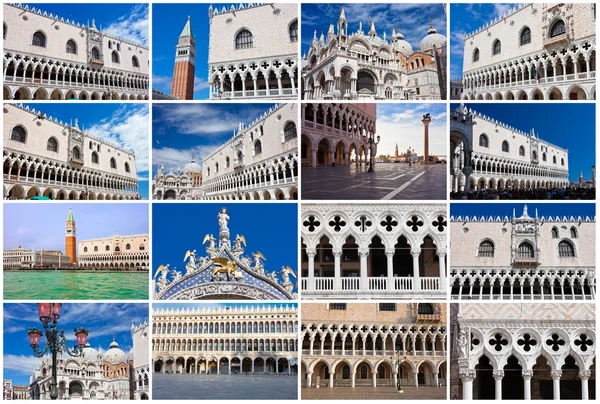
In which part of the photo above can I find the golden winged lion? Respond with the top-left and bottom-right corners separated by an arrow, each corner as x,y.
210,257 -> 242,281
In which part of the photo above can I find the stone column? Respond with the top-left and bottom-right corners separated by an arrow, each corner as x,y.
386,249 -> 395,291
550,370 -> 561,400
411,250 -> 421,291
359,249 -> 369,291
579,370 -> 590,400
307,249 -> 316,291
333,250 -> 342,290
438,250 -> 447,291
413,371 -> 418,387
351,371 -> 356,387
493,370 -> 504,400
307,371 -> 312,388
329,371 -> 334,388
460,369 -> 475,400
311,148 -> 317,167
422,115 -> 431,163
373,372 -> 377,387
309,337 -> 314,355
522,370 -> 533,400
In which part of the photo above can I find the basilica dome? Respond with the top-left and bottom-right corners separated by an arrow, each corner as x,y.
81,343 -> 99,359
393,31 -> 413,57
103,340 -> 126,365
419,23 -> 447,52
183,159 -> 202,174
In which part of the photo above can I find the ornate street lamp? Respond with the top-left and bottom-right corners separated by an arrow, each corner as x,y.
390,351 -> 404,393
362,130 -> 380,173
28,303 -> 88,400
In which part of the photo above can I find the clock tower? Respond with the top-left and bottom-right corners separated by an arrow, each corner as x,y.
171,16 -> 196,100
65,207 -> 77,264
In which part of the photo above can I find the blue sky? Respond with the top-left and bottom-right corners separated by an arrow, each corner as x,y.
4,203 -> 149,255
452,103 -> 595,183
153,203 -> 298,290
4,303 -> 148,386
301,3 -> 447,56
450,3 -> 519,79
152,3 -> 211,99
377,103 -> 447,157
18,3 -> 148,47
152,103 -> 277,175
18,103 -> 150,199
451,203 -> 595,219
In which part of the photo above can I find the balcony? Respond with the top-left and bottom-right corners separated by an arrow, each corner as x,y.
302,276 -> 443,299
543,32 -> 569,47
89,57 -> 104,67
70,157 -> 84,166
514,257 -> 539,266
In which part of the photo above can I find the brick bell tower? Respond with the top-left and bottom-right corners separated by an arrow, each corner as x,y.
170,16 -> 196,100
65,207 -> 77,264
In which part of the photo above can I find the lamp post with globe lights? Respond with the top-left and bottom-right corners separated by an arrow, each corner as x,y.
363,130 -> 380,173
390,351 -> 405,393
27,303 -> 89,400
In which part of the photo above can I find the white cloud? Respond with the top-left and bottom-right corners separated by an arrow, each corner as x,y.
194,77 -> 210,92
4,355 -> 42,375
104,4 -> 149,47
86,105 -> 150,175
153,145 -> 222,172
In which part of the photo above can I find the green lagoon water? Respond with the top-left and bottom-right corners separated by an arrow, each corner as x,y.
4,270 -> 149,300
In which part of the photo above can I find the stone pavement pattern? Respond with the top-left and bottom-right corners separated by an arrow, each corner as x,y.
302,386 -> 447,400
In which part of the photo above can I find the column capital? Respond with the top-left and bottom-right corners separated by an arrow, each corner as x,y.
332,250 -> 342,257
306,249 -> 317,257
437,249 -> 447,257
579,370 -> 591,380
410,249 -> 421,257
459,369 -> 476,382
358,248 -> 369,257
522,369 -> 534,380
385,248 -> 395,256
550,369 -> 562,379
492,370 -> 504,380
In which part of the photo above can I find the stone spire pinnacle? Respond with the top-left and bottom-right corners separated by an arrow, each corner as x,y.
368,18 -> 377,36
180,16 -> 194,39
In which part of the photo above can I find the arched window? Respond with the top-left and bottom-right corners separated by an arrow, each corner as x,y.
92,47 -> 100,60
132,56 -> 139,68
108,41 -> 112,49
342,365 -> 350,379
66,39 -> 77,54
517,242 -> 534,258
117,43 -> 121,51
110,158 -> 117,169
479,134 -> 489,148
570,227 -> 578,238
225,156 -> 230,168
89,141 -> 93,150
72,147 -> 81,159
519,146 -> 525,156
493,39 -> 501,55
473,48 -> 479,62
417,303 -> 434,314
558,241 -> 575,257
125,162 -> 130,173
3,23 -> 6,40
92,152 -> 99,164
478,240 -> 495,257
550,20 -> 565,38
47,137 -> 58,152
94,246 -> 98,252
501,141 -> 509,152
105,245 -> 110,251
139,244 -> 145,251
520,27 -> 531,45
83,247 -> 88,252
552,156 -> 556,164
360,365 -> 368,379
551,227 -> 559,238
561,158 -> 564,166
32,31 -> 46,47
10,126 -> 26,143
254,140 -> 262,155
288,20 -> 298,42
235,30 -> 253,49
357,71 -> 375,93
532,151 -> 537,160
111,51 -> 120,63
115,246 -> 120,252
207,167 -> 210,176
284,122 -> 297,141
215,162 -> 219,173
378,365 -> 385,379
542,152 -> 547,161
126,244 -> 131,250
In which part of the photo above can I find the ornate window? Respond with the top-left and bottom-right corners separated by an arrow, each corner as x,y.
235,30 -> 253,49
92,47 -> 100,60
479,134 -> 489,148
125,162 -> 130,173
418,303 -> 434,314
10,126 -> 26,143
552,156 -> 557,164
532,151 -> 537,160
493,40 -> 501,55
115,246 -> 120,252
92,152 -> 99,164
94,246 -> 98,252
550,20 -> 565,38
570,227 -> 578,238
284,122 -> 297,141
254,140 -> 262,155
66,39 -> 77,54
105,245 -> 110,251
83,247 -> 88,252
47,137 -> 58,152
542,152 -> 547,161
126,244 -> 131,250
32,31 -> 46,47
357,71 -> 375,93
501,141 -> 509,152
520,27 -> 531,45
517,242 -> 534,258
132,56 -> 139,67
551,227 -> 559,238
478,240 -> 495,257
473,48 -> 479,62
561,158 -> 564,166
72,147 -> 81,159
225,156 -> 230,168
111,51 -> 120,63
215,162 -> 219,173
140,244 -> 145,251
108,41 -> 112,49
289,20 -> 298,42
558,241 -> 575,257
517,145 -> 525,156
329,303 -> 347,310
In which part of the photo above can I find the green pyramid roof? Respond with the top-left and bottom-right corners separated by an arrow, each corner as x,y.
180,16 -> 194,39
67,207 -> 74,222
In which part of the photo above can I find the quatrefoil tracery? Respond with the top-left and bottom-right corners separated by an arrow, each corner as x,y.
489,333 -> 509,352
517,333 -> 537,352
545,334 -> 565,352
329,216 -> 347,232
574,334 -> 593,352
406,216 -> 424,232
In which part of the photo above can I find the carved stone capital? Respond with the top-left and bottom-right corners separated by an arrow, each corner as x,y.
492,370 -> 504,380
459,369 -> 476,382
306,249 -> 317,258
550,370 -> 562,379
521,370 -> 534,380
578,370 -> 591,380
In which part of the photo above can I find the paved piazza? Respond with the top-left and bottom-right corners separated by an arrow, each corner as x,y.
153,373 -> 298,400
302,163 -> 447,200
302,386 -> 446,400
